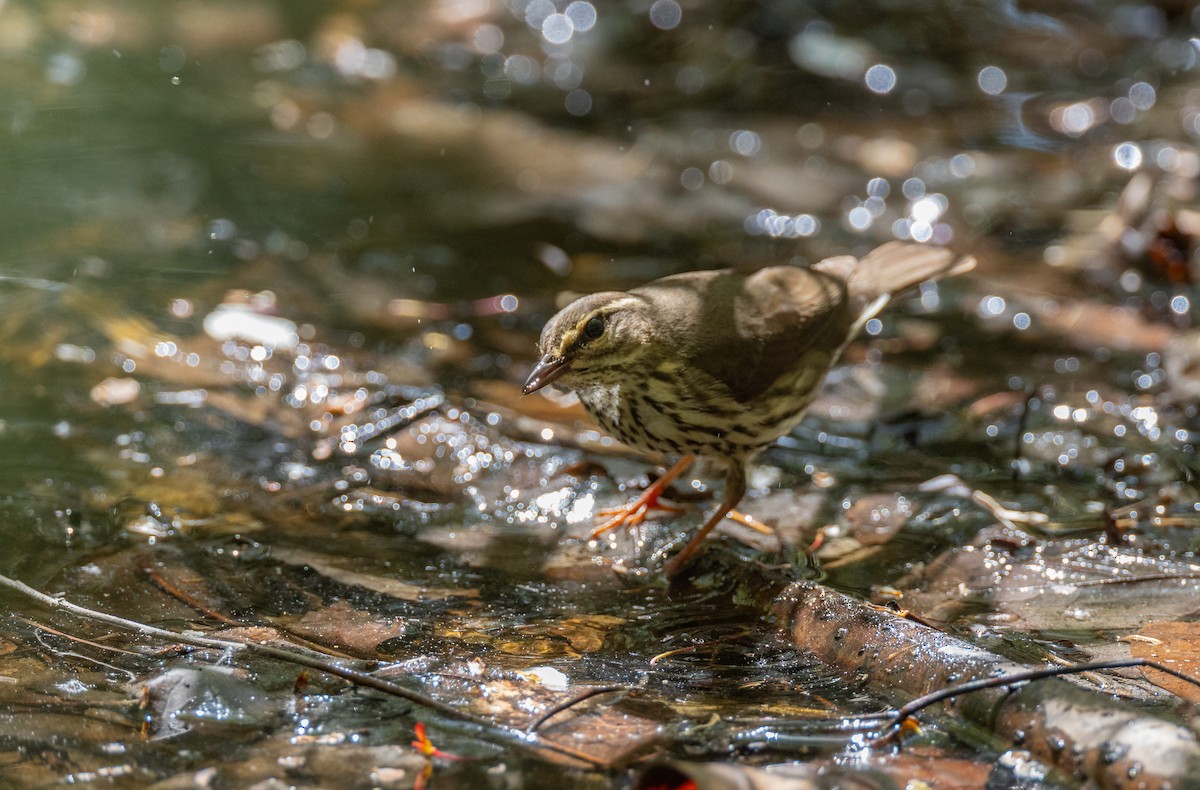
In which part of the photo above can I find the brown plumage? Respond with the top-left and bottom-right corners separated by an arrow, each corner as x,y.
524,241 -> 975,575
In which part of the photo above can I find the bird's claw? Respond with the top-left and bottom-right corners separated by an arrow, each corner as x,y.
591,496 -> 686,538
589,454 -> 696,540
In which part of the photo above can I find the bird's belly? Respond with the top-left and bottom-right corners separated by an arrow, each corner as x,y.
737,357 -> 830,442
575,370 -> 821,459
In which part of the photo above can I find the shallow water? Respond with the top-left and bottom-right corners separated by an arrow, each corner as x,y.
1,1 -> 1200,787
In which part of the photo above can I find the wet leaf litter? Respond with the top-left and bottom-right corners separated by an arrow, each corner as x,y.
1,1 -> 1200,789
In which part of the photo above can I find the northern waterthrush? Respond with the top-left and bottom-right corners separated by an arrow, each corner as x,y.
523,242 -> 975,575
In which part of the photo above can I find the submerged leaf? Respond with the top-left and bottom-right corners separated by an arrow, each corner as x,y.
1131,621 -> 1200,703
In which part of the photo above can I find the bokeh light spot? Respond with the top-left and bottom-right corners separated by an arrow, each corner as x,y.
542,13 -> 574,45
708,160 -> 733,184
1110,96 -> 1136,124
977,66 -> 1007,95
473,25 -> 503,54
1129,81 -> 1156,110
848,206 -> 872,230
864,64 -> 896,94
729,130 -> 761,156
649,0 -> 682,30
1113,142 -> 1142,171
680,167 -> 704,191
565,1 -> 597,32
565,89 -> 592,116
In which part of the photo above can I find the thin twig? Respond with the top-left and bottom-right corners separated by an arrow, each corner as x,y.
649,629 -> 754,666
15,615 -> 145,656
527,686 -> 629,732
139,557 -> 242,626
1069,572 -> 1200,588
869,658 -> 1200,746
29,627 -> 138,681
1011,384 -> 1036,482
0,572 -> 608,768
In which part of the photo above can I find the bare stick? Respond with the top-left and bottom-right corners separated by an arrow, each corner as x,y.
527,686 -> 629,733
871,658 -> 1200,746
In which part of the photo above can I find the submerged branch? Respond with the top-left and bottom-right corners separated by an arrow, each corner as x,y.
773,581 -> 1200,787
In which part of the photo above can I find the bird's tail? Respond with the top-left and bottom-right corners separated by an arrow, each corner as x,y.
813,241 -> 976,335
814,241 -> 976,301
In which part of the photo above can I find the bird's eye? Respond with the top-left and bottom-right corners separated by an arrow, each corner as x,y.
582,315 -> 606,341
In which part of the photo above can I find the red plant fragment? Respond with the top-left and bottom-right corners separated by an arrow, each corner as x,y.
412,722 -> 461,760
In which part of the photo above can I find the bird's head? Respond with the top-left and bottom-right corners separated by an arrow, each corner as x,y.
523,291 -> 655,395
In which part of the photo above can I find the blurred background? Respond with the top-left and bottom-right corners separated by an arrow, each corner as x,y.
5,0 -> 1197,305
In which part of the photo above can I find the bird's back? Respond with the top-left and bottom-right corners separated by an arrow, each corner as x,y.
633,265 -> 853,404
632,242 -> 972,405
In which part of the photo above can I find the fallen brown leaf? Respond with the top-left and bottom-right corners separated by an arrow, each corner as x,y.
1131,621 -> 1200,702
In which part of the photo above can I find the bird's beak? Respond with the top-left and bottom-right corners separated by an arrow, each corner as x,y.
523,354 -> 570,395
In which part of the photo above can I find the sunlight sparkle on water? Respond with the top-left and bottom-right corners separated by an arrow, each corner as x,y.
788,29 -> 869,81
1050,101 -> 1096,136
847,205 -> 872,230
565,1 -> 597,31
203,305 -> 299,350
730,130 -> 761,156
542,14 -> 574,44
977,66 -> 1007,95
864,64 -> 896,94
649,0 -> 681,30
745,208 -> 819,238
1113,142 -> 1142,170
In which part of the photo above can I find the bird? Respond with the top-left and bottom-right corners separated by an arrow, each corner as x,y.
523,242 -> 975,576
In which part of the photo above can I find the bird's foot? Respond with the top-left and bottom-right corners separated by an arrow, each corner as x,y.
591,492 -> 686,538
589,454 -> 695,540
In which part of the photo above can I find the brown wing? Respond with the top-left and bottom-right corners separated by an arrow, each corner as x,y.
634,266 -> 852,403
813,241 -> 973,308
630,243 -> 973,404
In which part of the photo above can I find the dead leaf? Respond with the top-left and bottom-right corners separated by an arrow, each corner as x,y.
845,493 -> 913,546
496,615 -> 625,657
269,548 -> 477,601
281,600 -> 406,655
1131,621 -> 1200,702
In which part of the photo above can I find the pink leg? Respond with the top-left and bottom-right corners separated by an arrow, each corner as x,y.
665,461 -> 747,576
590,455 -> 695,539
